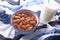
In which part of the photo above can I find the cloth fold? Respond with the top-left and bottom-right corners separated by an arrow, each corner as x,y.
0,0 -> 60,40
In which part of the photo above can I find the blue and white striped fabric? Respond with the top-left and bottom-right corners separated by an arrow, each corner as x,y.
0,0 -> 60,40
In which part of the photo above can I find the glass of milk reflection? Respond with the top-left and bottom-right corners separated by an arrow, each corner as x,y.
40,0 -> 60,24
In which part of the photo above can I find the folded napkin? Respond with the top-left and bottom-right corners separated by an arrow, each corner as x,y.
0,0 -> 60,40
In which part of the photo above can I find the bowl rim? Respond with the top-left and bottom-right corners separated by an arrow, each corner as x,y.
11,9 -> 39,32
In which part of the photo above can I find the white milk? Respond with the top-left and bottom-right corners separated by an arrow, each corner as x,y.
40,0 -> 60,24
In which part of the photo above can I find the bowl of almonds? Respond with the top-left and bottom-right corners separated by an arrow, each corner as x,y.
11,9 -> 38,34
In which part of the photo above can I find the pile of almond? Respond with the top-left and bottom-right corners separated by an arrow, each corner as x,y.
12,10 -> 37,31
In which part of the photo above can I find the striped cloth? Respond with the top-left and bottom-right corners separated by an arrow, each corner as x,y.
0,0 -> 60,40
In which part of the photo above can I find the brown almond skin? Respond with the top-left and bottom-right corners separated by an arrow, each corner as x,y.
21,13 -> 25,16
20,17 -> 25,21
24,20 -> 30,24
13,23 -> 18,27
31,16 -> 35,20
19,22 -> 23,26
17,25 -> 22,30
26,17 -> 30,19
26,24 -> 31,27
21,25 -> 27,30
24,14 -> 27,17
15,13 -> 21,16
12,11 -> 37,31
26,27 -> 33,31
14,16 -> 20,18
12,20 -> 17,23
22,21 -> 27,25
27,18 -> 31,22
30,21 -> 36,24
13,19 -> 20,23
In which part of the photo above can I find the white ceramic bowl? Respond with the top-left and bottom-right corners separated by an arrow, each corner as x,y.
11,9 -> 38,35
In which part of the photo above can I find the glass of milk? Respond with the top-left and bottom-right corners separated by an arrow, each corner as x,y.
40,0 -> 60,24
